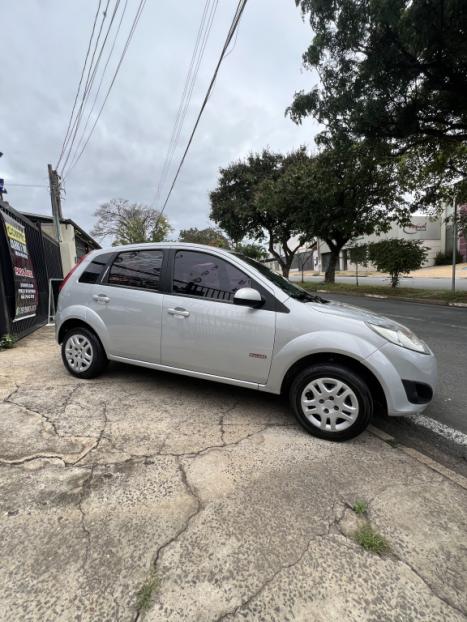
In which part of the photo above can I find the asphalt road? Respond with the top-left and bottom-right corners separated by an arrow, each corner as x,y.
291,274 -> 467,290
321,293 -> 467,436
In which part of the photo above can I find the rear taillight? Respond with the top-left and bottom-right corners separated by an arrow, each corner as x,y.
59,254 -> 88,292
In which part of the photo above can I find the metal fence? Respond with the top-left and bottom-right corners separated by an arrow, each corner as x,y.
0,200 -> 63,340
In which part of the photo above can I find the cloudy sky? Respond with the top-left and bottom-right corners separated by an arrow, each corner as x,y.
0,0 -> 319,246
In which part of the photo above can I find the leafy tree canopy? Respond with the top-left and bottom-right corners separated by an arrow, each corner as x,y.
348,244 -> 368,267
289,0 -> 467,206
234,242 -> 269,261
289,0 -> 467,148
211,142 -> 407,281
92,199 -> 172,246
210,149 -> 314,277
368,239 -> 428,287
178,227 -> 230,248
287,137 -> 408,281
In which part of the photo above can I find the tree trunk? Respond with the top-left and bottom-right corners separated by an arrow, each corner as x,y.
324,250 -> 340,283
281,263 -> 290,278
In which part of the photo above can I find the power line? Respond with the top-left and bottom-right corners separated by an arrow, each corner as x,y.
157,0 -> 248,223
154,0 -> 219,206
56,0 -> 103,169
60,0 -> 122,176
61,0 -> 124,176
63,0 -> 147,179
57,0 -> 112,171
66,0 -> 130,174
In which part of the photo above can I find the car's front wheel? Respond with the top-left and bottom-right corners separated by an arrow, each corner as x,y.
289,363 -> 373,441
61,327 -> 107,379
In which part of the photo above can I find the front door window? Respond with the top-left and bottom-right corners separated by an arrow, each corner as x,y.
172,250 -> 251,301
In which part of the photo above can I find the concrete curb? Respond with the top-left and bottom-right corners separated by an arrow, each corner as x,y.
368,425 -> 467,491
315,289 -> 467,308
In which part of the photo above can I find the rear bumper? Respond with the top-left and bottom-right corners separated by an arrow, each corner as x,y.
365,343 -> 437,417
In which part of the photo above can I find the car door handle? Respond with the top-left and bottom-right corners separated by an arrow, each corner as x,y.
93,294 -> 110,304
168,307 -> 190,317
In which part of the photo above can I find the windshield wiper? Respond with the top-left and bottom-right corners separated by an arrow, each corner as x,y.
290,291 -> 329,304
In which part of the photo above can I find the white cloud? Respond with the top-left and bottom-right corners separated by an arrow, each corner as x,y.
0,0 -> 319,245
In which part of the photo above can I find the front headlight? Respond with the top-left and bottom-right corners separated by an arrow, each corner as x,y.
367,322 -> 430,354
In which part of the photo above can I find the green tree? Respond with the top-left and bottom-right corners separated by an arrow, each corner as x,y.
368,239 -> 428,287
286,139 -> 407,282
92,199 -> 172,245
288,0 -> 467,207
210,149 -> 312,277
178,227 -> 230,248
234,242 -> 268,261
348,244 -> 368,286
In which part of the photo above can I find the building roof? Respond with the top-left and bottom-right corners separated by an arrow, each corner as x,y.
20,212 -> 100,249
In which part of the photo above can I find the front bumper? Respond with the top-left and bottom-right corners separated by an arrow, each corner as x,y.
365,342 -> 437,416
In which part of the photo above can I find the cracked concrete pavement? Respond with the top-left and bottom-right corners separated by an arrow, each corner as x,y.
0,327 -> 466,621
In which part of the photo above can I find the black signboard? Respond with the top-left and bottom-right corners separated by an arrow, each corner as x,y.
0,209 -> 38,321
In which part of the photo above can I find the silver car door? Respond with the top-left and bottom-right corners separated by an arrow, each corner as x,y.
90,249 -> 164,363
161,249 -> 276,384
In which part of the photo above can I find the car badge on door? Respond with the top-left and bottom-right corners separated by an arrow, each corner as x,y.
249,353 -> 267,359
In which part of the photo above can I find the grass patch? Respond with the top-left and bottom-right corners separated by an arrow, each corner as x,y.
302,281 -> 467,304
354,524 -> 390,554
0,334 -> 16,351
136,572 -> 159,613
352,500 -> 368,515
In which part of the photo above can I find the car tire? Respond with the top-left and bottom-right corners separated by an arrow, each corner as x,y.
61,327 -> 108,379
289,364 -> 373,441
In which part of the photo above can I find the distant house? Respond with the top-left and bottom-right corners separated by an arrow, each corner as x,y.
21,212 -> 100,274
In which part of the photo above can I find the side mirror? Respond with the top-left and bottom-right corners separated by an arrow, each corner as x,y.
233,287 -> 264,308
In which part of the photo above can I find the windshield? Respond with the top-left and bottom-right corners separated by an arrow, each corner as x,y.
233,253 -> 329,304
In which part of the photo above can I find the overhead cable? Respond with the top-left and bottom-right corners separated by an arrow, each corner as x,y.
156,0 -> 248,222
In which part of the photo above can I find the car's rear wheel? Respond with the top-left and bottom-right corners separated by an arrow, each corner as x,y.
61,327 -> 107,379
289,364 -> 373,441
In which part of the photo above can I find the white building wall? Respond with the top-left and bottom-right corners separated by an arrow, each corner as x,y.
283,215 -> 443,273
41,222 -> 78,274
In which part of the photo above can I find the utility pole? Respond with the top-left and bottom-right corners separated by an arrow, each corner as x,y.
451,193 -> 458,294
47,164 -> 63,242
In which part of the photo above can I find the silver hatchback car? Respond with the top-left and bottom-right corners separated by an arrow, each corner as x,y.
56,243 -> 437,441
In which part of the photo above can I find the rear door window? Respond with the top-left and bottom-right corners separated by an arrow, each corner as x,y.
79,253 -> 112,284
107,250 -> 163,291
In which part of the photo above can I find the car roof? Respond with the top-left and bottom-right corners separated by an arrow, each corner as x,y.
94,242 -> 236,256
87,242 -> 287,301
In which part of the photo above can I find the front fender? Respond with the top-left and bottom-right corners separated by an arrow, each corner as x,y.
263,331 -> 380,394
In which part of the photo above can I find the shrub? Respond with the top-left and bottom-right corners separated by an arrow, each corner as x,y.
434,251 -> 462,265
368,239 -> 428,287
0,335 -> 16,350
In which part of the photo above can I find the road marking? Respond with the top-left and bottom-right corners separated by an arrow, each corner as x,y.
385,313 -> 422,322
410,415 -> 467,447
